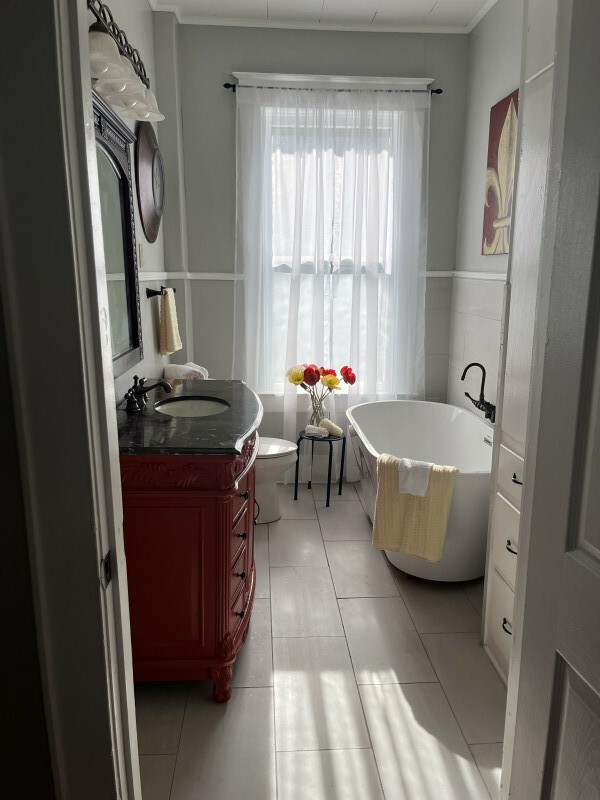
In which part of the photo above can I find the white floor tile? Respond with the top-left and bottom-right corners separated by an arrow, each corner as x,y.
471,743 -> 503,799
271,567 -> 344,637
312,481 -> 358,508
277,749 -> 384,800
339,597 -> 437,685
135,682 -> 188,755
318,501 -> 373,541
421,633 -> 507,744
139,755 -> 176,800
269,520 -> 327,567
393,570 -> 481,633
325,541 -> 399,598
360,682 -> 491,800
254,526 -> 270,599
231,599 -> 273,688
278,484 -> 317,519
273,637 -> 370,752
465,579 -> 484,616
171,686 -> 276,800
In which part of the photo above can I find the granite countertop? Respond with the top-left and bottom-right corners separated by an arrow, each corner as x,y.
117,379 -> 263,455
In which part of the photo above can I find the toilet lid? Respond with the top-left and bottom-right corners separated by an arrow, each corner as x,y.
257,437 -> 298,458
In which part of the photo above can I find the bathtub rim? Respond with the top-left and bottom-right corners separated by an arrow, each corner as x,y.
346,399 -> 492,477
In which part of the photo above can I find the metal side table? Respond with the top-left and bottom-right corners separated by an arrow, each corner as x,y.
293,430 -> 346,508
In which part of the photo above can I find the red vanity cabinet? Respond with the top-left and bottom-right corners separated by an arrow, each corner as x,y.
120,432 -> 258,703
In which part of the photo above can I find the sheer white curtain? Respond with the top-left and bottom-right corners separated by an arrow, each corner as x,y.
233,85 -> 429,479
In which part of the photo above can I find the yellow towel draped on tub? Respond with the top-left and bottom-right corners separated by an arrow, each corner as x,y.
372,453 -> 458,562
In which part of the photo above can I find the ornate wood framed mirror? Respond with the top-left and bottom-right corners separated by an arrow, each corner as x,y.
93,89 -> 143,377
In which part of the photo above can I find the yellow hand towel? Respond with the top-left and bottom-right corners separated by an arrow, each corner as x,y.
159,288 -> 183,356
372,453 -> 458,562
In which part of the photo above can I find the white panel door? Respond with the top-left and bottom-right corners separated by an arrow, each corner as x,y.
507,0 -> 600,796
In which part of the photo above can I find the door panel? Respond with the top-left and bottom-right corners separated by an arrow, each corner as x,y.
548,665 -> 600,799
507,0 -> 600,796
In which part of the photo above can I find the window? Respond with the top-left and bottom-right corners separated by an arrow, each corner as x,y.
234,83 -> 429,405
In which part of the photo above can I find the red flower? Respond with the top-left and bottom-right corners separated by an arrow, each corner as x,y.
341,365 -> 356,385
320,366 -> 337,376
303,364 -> 321,386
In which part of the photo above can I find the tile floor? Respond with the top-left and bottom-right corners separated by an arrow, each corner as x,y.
136,483 -> 506,800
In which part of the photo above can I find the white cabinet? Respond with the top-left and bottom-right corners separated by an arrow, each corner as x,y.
483,32 -> 556,687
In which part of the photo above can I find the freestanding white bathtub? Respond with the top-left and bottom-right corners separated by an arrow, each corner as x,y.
346,401 -> 493,582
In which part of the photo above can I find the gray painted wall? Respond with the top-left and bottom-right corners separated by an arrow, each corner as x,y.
174,24 -> 469,389
447,0 -> 524,405
179,25 -> 468,275
455,0 -> 524,274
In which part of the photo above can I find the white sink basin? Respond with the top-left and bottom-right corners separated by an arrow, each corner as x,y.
155,396 -> 230,418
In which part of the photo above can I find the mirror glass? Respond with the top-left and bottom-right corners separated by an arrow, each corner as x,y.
97,145 -> 131,359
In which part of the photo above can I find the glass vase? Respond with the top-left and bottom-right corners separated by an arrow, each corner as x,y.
309,398 -> 327,427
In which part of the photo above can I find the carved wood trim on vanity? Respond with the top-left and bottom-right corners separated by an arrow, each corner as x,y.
120,433 -> 258,492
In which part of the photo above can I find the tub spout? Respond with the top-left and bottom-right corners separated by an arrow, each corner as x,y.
461,362 -> 496,423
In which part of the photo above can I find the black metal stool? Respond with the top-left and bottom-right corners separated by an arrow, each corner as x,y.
293,430 -> 346,508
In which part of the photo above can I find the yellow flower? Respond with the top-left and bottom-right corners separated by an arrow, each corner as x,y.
321,374 -> 341,390
287,365 -> 305,385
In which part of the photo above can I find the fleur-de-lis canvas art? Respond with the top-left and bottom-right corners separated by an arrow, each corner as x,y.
482,90 -> 519,255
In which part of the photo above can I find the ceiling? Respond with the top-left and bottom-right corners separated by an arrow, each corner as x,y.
151,0 -> 497,33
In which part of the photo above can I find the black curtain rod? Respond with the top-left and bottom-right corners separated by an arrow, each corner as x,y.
223,82 -> 442,95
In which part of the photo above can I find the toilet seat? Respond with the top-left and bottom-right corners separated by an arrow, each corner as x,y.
257,437 -> 297,458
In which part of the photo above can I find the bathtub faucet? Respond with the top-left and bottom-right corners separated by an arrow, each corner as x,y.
461,362 -> 496,423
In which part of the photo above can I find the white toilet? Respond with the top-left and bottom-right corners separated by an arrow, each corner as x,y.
255,437 -> 298,523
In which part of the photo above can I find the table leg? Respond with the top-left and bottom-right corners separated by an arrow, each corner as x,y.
308,438 -> 315,489
339,434 -> 346,496
294,436 -> 302,500
326,441 -> 333,507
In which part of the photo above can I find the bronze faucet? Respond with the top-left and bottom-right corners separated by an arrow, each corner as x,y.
461,362 -> 496,423
125,375 -> 172,413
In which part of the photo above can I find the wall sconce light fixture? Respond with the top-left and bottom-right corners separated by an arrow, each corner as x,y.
88,0 -> 164,122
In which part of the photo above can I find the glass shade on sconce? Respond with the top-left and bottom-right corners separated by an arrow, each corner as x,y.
94,57 -> 143,96
120,90 -> 165,122
89,27 -> 129,80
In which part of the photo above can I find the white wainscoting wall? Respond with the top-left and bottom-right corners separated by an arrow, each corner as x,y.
447,272 -> 506,419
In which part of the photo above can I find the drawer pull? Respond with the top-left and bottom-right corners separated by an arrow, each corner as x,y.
235,609 -> 245,620
502,617 -> 513,636
236,531 -> 248,540
240,491 -> 249,500
506,539 -> 518,555
235,571 -> 246,580
512,473 -> 523,486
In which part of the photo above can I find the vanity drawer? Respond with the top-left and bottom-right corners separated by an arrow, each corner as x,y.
229,583 -> 247,633
498,444 -> 524,510
230,546 -> 247,601
231,506 -> 250,563
486,569 -> 515,684
491,493 -> 520,590
232,472 -> 250,523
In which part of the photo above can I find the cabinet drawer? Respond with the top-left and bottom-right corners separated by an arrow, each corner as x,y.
232,472 -> 250,523
486,569 -> 515,684
231,506 -> 249,563
498,444 -> 524,510
229,583 -> 246,633
491,493 -> 520,590
230,546 -> 247,601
